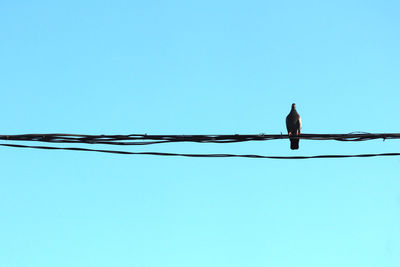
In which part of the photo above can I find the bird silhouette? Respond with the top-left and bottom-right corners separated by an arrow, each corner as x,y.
286,103 -> 302,150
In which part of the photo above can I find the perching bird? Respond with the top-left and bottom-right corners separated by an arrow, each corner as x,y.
286,103 -> 302,150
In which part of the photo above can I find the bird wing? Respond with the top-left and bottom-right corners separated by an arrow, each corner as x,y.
298,116 -> 302,133
285,116 -> 290,132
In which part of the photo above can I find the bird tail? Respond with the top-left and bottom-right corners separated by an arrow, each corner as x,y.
290,138 -> 299,150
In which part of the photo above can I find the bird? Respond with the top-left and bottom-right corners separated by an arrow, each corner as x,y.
286,103 -> 302,150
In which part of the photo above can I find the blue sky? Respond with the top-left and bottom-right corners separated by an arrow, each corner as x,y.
1,1 -> 400,266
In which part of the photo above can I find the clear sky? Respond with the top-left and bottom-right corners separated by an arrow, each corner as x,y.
1,1 -> 400,266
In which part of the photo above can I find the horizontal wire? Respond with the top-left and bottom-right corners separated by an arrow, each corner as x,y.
0,133 -> 399,146
1,143 -> 399,160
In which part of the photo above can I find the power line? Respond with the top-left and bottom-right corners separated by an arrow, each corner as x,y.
0,132 -> 399,146
1,143 -> 399,160
1,132 -> 399,159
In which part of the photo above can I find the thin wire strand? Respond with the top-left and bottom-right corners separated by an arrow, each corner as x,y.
1,143 -> 399,159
